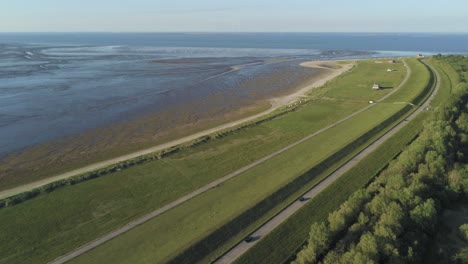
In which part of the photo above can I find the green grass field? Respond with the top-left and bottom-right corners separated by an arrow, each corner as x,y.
0,59 -> 407,264
234,59 -> 453,264
383,59 -> 430,103
71,103 -> 406,264
427,58 -> 458,107
68,60 -> 424,264
234,112 -> 429,264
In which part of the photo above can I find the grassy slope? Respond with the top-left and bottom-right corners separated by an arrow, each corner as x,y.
234,112 -> 429,264
0,60 -> 405,264
235,59 -> 450,264
428,58 -> 457,107
72,104 -> 404,264
69,61 -> 420,264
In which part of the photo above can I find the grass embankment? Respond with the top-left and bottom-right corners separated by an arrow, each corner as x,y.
427,58 -> 458,106
72,104 -> 405,264
234,112 -> 429,264
0,60 -> 405,264
69,60 -> 423,264
235,59 -> 451,264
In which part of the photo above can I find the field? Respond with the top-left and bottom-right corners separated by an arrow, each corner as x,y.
235,59 -> 451,264
71,103 -> 407,264
234,112 -> 430,264
68,59 -> 427,264
0,59 -> 409,264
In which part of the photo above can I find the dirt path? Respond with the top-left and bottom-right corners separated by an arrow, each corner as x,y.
214,60 -> 439,264
48,60 -> 410,264
0,61 -> 352,200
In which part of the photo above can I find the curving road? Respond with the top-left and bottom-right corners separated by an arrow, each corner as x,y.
214,59 -> 439,264
49,60 -> 411,264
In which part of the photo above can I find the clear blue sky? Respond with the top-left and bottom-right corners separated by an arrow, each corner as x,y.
1,0 -> 467,32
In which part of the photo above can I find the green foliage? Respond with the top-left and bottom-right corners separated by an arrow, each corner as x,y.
410,199 -> 438,233
460,224 -> 468,242
293,222 -> 330,264
328,190 -> 371,233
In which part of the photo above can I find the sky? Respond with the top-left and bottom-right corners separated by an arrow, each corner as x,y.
1,0 -> 467,32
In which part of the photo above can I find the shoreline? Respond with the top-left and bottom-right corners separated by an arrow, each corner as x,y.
270,60 -> 354,109
0,60 -> 354,199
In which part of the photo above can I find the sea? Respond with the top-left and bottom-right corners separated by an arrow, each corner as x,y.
1,32 -> 468,155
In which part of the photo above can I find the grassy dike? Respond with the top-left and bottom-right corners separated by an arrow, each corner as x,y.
0,60 -> 406,264
234,59 -> 451,264
67,60 -> 431,264
234,113 -> 429,264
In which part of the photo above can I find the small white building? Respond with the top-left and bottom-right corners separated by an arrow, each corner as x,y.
387,68 -> 394,72
372,83 -> 381,90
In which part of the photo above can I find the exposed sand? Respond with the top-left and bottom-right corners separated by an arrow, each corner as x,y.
270,60 -> 354,109
0,60 -> 355,199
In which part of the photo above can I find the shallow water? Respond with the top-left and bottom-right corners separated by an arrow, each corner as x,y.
1,32 -> 467,156
0,43 -> 373,155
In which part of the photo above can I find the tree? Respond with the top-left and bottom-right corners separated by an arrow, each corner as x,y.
410,199 -> 438,233
294,222 -> 331,264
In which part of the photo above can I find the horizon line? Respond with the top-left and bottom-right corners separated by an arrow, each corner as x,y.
1,31 -> 468,34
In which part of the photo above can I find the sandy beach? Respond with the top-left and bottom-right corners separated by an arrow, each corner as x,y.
0,60 -> 354,194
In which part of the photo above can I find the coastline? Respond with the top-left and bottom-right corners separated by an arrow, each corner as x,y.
0,60 -> 354,197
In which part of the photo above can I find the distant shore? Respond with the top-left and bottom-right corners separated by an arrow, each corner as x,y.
0,59 -> 354,192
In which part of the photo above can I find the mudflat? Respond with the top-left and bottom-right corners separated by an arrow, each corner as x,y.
0,58 -> 351,192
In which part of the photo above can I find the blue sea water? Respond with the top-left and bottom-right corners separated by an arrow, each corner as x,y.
1,32 -> 468,53
1,33 -> 467,155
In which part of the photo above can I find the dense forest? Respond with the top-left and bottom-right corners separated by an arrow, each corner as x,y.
293,55 -> 468,264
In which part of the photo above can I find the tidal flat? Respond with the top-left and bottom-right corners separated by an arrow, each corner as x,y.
0,44 -> 365,189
